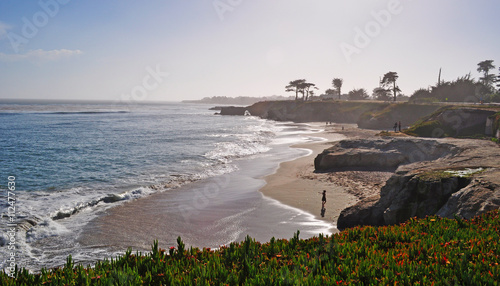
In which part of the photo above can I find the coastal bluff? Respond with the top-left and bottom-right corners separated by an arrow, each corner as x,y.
314,137 -> 500,230
220,100 -> 384,123
218,100 -> 500,229
219,101 -> 499,136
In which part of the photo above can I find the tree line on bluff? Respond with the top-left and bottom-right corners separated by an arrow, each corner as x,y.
286,60 -> 500,103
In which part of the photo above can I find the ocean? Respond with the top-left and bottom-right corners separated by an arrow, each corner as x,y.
0,101 -> 333,272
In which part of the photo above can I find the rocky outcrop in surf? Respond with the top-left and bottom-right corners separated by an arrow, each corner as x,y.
219,106 -> 247,116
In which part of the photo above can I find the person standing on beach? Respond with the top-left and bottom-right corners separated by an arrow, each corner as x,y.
321,190 -> 326,208
398,121 -> 401,132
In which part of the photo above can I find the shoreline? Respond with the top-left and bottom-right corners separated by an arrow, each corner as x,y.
259,123 -> 393,230
77,122 -> 337,254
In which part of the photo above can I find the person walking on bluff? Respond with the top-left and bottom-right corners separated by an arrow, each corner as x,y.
398,121 -> 402,132
393,122 -> 398,132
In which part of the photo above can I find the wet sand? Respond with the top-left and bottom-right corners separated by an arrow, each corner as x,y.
260,123 -> 393,230
79,123 -> 393,254
78,127 -> 336,252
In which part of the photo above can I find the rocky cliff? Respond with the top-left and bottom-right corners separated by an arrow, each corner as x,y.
357,103 -> 442,130
220,101 -> 499,136
222,100 -> 388,123
314,137 -> 500,230
405,107 -> 499,138
314,138 -> 459,171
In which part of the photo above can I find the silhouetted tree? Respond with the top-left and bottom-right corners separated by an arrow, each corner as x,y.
409,88 -> 434,102
372,87 -> 391,101
324,89 -> 336,98
332,78 -> 343,100
477,60 -> 496,91
348,88 -> 369,100
497,67 -> 500,92
299,82 -> 317,101
380,72 -> 400,102
308,90 -> 317,100
286,79 -> 306,101
396,94 -> 410,101
427,74 -> 481,102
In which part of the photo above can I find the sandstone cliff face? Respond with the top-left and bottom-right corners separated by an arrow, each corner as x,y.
314,138 -> 458,171
436,177 -> 500,219
406,107 -> 497,138
338,169 -> 500,230
245,100 -> 388,123
433,108 -> 496,137
316,138 -> 500,230
220,101 -> 500,138
357,104 -> 441,130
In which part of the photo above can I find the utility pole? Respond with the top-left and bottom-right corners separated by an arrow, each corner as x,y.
437,68 -> 442,86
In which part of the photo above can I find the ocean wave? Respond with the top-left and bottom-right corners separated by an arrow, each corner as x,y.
0,107 -> 333,271
49,186 -> 158,221
40,111 -> 130,115
204,122 -> 277,162
0,110 -> 130,115
4,162 -> 240,239
204,140 -> 272,163
26,219 -> 70,243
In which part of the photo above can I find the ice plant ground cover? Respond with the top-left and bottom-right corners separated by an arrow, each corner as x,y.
2,210 -> 499,285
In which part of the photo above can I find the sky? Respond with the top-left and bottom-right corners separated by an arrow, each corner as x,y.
0,0 -> 499,102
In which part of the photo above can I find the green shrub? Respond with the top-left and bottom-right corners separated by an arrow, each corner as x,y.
2,211 -> 500,285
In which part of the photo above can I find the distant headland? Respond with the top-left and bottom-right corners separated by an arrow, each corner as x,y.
182,95 -> 293,106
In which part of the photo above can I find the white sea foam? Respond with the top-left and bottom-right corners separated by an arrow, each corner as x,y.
204,120 -> 277,162
0,103 -> 338,272
262,195 -> 335,236
26,219 -> 70,243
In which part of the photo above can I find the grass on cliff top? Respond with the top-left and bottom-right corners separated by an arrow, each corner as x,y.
403,106 -> 465,138
3,210 -> 500,285
333,100 -> 388,113
416,168 -> 485,181
368,102 -> 438,118
297,100 -> 388,114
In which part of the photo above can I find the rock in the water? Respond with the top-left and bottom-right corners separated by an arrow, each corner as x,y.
220,106 -> 247,115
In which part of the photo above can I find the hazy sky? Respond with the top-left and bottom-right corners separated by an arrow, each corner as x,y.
0,0 -> 499,102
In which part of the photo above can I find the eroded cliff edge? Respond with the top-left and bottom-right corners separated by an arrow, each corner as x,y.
220,101 -> 500,136
314,137 -> 500,230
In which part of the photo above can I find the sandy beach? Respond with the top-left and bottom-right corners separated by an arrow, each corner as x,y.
78,122 -> 340,252
77,122 -> 396,256
260,123 -> 393,230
